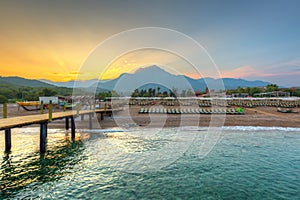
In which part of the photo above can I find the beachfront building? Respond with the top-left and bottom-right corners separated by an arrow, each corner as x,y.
253,91 -> 290,97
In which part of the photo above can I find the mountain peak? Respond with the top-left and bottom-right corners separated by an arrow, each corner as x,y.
134,65 -> 168,74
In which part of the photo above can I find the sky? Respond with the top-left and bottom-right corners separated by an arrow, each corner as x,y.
0,0 -> 300,86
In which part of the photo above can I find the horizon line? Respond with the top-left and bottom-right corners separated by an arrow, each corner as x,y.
0,74 -> 267,83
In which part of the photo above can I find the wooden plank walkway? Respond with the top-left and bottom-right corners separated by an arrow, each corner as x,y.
0,109 -> 112,130
0,109 -> 111,130
0,108 -> 115,152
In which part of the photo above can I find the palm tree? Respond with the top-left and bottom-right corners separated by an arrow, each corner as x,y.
148,88 -> 152,97
157,87 -> 161,96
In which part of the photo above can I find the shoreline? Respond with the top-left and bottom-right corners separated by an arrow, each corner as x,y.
1,104 -> 300,129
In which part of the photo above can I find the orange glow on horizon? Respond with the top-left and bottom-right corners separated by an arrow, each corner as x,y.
1,38 -> 242,82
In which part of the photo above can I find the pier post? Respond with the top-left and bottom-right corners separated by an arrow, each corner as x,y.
5,129 -> 11,152
71,117 -> 75,139
81,114 -> 84,120
89,101 -> 92,110
40,101 -> 44,114
3,103 -> 7,118
92,102 -> 95,117
65,117 -> 69,130
100,112 -> 104,120
48,100 -> 53,122
76,103 -> 80,116
89,113 -> 92,129
40,122 -> 47,153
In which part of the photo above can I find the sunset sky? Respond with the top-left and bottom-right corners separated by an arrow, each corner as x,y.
1,0 -> 300,86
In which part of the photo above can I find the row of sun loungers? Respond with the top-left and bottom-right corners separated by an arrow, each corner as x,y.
138,107 -> 244,115
129,101 -> 151,106
130,99 -> 299,108
198,103 -> 212,107
199,100 -> 298,108
198,100 -> 298,108
223,100 -> 297,108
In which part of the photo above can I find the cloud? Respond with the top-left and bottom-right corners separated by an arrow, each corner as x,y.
220,59 -> 300,87
221,65 -> 261,78
263,59 -> 300,75
266,59 -> 300,68
69,71 -> 81,75
99,49 -> 195,80
221,59 -> 300,79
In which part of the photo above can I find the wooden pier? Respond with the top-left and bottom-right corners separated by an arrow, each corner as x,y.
0,109 -> 113,153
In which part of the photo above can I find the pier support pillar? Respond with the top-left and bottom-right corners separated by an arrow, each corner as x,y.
40,101 -> 44,114
3,103 -> 7,118
71,117 -> 75,139
100,112 -> 104,120
48,100 -> 53,122
81,114 -> 84,120
40,122 -> 47,153
5,129 -> 11,152
45,125 -> 48,138
89,113 -> 92,129
65,117 -> 69,130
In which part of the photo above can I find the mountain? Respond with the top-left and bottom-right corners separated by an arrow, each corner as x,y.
40,79 -> 102,88
3,66 -> 272,93
222,78 -> 270,89
135,83 -> 170,93
94,65 -> 271,94
93,66 -> 191,95
0,76 -> 55,88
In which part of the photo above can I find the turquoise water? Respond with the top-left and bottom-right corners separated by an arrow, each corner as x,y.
0,127 -> 299,199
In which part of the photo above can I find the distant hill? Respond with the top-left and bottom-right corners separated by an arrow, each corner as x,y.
94,65 -> 271,93
0,76 -> 55,88
40,79 -> 101,88
2,66 -> 272,94
221,78 -> 270,89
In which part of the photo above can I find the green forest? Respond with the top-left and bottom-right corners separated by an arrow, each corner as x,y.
0,84 -> 73,103
226,84 -> 300,97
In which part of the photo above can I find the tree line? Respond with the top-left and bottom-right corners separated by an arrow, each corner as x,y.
226,84 -> 300,97
1,83 -> 298,104
130,87 -> 181,98
129,84 -> 300,98
0,84 -> 73,103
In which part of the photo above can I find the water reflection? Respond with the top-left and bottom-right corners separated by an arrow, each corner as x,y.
0,136 -> 85,197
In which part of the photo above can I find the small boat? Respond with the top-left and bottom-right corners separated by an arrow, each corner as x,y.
17,101 -> 40,111
16,101 -> 40,106
277,107 -> 298,113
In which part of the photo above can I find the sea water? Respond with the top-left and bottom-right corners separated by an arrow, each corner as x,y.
0,127 -> 299,199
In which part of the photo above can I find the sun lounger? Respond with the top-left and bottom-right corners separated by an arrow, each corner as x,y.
139,108 -> 144,113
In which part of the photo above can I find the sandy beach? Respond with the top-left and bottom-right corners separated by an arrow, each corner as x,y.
98,106 -> 300,128
1,103 -> 299,129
